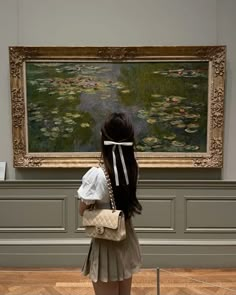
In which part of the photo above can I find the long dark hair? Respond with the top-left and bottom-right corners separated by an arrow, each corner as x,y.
101,112 -> 142,219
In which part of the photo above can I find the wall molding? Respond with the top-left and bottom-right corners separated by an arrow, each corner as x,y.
1,180 -> 236,189
1,238 -> 236,246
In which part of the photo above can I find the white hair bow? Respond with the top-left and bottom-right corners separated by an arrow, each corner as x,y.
104,140 -> 133,186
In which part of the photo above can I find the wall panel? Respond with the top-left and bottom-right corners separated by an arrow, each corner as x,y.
0,196 -> 67,232
185,196 -> 236,232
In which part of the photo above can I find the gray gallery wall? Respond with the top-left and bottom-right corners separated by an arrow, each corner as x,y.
0,0 -> 236,180
1,0 -> 236,268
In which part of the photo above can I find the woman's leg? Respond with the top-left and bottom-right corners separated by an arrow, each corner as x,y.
119,277 -> 132,295
93,280 -> 119,295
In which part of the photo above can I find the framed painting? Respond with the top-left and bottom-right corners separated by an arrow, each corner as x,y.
9,46 -> 226,168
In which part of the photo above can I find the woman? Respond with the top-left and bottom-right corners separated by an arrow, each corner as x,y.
78,112 -> 142,295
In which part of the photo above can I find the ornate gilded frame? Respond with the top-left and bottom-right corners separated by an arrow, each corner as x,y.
9,46 -> 225,168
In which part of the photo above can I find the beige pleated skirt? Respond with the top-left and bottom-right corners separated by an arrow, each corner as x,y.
82,219 -> 142,282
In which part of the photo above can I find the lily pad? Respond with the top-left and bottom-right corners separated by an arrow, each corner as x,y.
143,137 -> 159,145
187,123 -> 199,128
172,141 -> 185,147
176,123 -> 186,128
170,120 -> 184,126
164,135 -> 176,140
185,145 -> 200,151
52,127 -> 60,132
147,118 -> 157,124
185,128 -> 198,133
185,114 -> 200,119
163,103 -> 171,108
151,94 -> 162,98
158,112 -> 168,117
136,145 -> 146,152
137,110 -> 149,119
151,102 -> 163,107
80,123 -> 90,128
121,89 -> 130,94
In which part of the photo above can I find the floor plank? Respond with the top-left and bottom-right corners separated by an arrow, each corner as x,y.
0,268 -> 235,295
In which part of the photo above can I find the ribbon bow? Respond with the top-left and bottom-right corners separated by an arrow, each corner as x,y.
104,140 -> 133,186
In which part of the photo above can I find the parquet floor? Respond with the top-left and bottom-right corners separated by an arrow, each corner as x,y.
0,268 -> 236,295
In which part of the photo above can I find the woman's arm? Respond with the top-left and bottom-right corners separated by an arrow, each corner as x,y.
79,200 -> 93,216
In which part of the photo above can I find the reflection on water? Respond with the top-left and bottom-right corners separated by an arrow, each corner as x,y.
26,61 -> 208,153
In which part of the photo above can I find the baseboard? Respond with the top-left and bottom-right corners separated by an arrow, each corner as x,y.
0,253 -> 235,268
0,239 -> 236,267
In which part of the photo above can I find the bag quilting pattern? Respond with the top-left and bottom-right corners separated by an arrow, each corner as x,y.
83,209 -> 122,229
83,209 -> 126,241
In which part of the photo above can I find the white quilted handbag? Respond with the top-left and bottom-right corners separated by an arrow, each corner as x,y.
82,166 -> 126,241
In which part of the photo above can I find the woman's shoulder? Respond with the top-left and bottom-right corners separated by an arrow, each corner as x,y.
82,166 -> 105,183
78,166 -> 107,202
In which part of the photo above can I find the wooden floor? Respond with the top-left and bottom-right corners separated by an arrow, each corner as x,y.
0,268 -> 236,295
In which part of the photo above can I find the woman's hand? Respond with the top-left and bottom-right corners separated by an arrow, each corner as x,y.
79,201 -> 94,216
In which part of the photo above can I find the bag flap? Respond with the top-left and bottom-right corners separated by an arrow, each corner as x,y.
83,209 -> 123,229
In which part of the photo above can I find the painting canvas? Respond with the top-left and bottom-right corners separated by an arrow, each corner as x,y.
26,61 -> 208,154
9,46 -> 225,168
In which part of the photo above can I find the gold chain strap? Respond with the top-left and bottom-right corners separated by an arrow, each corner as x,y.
101,165 -> 116,211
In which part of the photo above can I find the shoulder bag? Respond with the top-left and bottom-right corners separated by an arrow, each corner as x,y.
82,166 -> 126,241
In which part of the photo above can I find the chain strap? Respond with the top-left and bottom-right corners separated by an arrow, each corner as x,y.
101,165 -> 116,211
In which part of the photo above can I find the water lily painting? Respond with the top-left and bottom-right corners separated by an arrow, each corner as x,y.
9,46 -> 225,168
